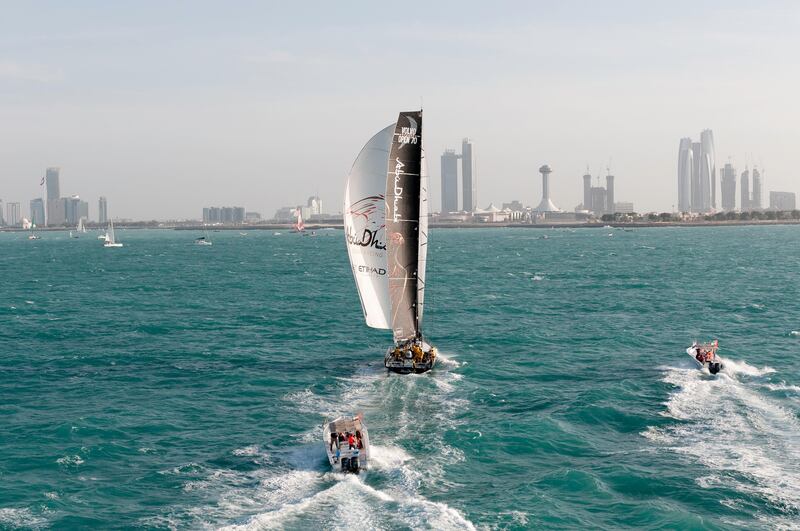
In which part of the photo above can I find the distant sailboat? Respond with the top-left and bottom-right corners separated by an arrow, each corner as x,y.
293,209 -> 306,233
344,110 -> 436,373
103,218 -> 123,248
28,222 -> 41,240
71,218 -> 86,238
195,226 -> 213,245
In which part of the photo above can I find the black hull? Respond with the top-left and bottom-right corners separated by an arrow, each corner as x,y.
386,362 -> 435,375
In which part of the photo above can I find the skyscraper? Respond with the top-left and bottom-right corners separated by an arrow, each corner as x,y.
740,168 -> 750,212
720,162 -> 736,211
700,129 -> 716,210
30,198 -> 45,227
440,149 -> 459,212
751,167 -> 762,210
677,138 -> 693,212
98,196 -> 108,224
45,167 -> 61,226
461,138 -> 476,212
606,173 -> 615,214
64,196 -> 88,226
582,172 -> 592,210
6,202 -> 21,226
678,131 -> 715,212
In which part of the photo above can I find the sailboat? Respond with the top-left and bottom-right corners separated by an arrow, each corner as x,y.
344,110 -> 436,374
195,226 -> 213,245
71,218 -> 86,238
293,208 -> 306,234
103,218 -> 123,248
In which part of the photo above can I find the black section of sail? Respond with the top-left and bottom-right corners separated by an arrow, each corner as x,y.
385,110 -> 422,344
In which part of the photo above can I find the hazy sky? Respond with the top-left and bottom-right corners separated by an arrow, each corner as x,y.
1,1 -> 798,220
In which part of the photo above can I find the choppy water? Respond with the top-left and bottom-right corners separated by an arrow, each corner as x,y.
1,225 -> 799,530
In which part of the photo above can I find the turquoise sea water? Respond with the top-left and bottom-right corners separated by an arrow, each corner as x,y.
1,226 -> 799,530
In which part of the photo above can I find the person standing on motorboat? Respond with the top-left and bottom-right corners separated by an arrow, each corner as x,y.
330,432 -> 339,452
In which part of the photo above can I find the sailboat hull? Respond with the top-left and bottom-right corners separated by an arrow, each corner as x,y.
384,341 -> 436,374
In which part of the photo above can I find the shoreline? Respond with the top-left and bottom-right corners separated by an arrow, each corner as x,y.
2,219 -> 799,232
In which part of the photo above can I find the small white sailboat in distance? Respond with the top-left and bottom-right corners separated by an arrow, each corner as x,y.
195,226 -> 213,245
103,218 -> 123,248
78,218 -> 87,233
344,110 -> 436,373
323,414 -> 370,473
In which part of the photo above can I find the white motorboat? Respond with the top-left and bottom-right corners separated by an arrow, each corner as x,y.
344,110 -> 436,374
323,414 -> 370,473
687,340 -> 723,374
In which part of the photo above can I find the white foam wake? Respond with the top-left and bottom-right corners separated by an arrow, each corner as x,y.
171,354 -> 475,529
0,508 -> 48,530
645,364 -> 800,522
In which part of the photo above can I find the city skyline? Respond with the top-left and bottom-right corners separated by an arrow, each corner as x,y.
1,2 -> 799,219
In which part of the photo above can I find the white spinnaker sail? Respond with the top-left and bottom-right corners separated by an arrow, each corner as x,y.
344,124 -> 394,329
417,148 -> 428,327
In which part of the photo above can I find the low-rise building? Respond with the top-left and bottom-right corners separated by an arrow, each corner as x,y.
769,191 -> 796,211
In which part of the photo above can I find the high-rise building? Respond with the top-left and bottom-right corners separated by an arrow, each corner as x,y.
582,172 -> 592,211
751,167 -> 762,210
64,196 -> 88,226
590,187 -> 606,214
678,131 -> 715,212
677,138 -> 693,212
233,207 -> 245,223
606,174 -> 615,214
0,199 -> 4,225
461,138 -> 476,212
30,198 -> 45,227
440,149 -> 459,212
769,191 -> 796,211
740,168 -> 750,212
6,202 -> 21,226
98,196 -> 108,224
533,165 -> 560,212
720,162 -> 736,211
701,130 -> 716,209
45,167 -> 61,226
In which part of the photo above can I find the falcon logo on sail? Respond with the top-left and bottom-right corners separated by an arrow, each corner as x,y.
346,195 -> 386,250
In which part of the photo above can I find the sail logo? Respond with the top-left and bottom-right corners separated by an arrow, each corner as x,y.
397,126 -> 418,145
346,195 -> 386,250
346,224 -> 386,250
354,264 -> 386,276
392,158 -> 404,222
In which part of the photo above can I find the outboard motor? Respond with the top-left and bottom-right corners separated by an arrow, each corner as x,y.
709,362 -> 722,375
341,457 -> 350,472
349,458 -> 360,474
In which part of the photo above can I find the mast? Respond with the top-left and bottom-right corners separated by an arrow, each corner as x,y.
385,110 -> 423,343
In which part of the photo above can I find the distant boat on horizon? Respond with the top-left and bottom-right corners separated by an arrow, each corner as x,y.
195,226 -> 213,246
103,218 -> 123,248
